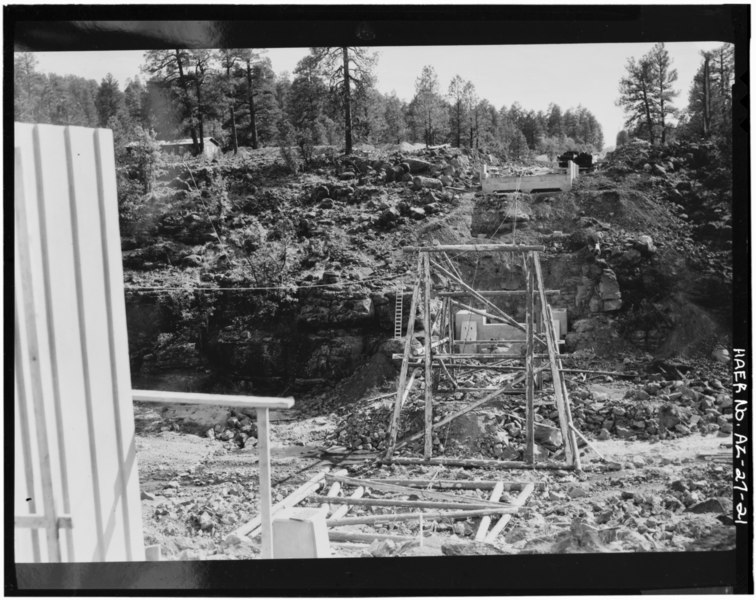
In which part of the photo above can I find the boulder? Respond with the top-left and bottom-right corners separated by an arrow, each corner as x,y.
404,158 -> 435,174
412,176 -> 443,191
442,542 -> 505,556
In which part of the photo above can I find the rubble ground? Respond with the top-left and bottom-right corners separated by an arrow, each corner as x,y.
135,398 -> 733,559
127,139 -> 734,559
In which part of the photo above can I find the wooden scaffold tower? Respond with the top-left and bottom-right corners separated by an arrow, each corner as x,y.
383,243 -> 582,471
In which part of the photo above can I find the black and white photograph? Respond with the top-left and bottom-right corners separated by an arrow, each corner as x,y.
7,6 -> 751,594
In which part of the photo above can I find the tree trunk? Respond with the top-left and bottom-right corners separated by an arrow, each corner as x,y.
342,47 -> 353,155
455,102 -> 461,147
225,63 -> 238,154
703,54 -> 711,138
640,80 -> 655,146
230,105 -> 238,154
246,61 -> 259,149
195,75 -> 205,155
175,50 -> 199,152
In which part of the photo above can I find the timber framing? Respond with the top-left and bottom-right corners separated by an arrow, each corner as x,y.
384,244 -> 583,472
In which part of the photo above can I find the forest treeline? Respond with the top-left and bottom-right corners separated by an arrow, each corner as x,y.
14,48 -> 602,160
14,43 -> 733,160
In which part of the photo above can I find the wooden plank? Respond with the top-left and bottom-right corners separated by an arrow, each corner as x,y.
396,354 -> 529,362
532,256 -> 574,466
257,408 -> 273,559
66,125 -> 126,560
439,290 -> 561,297
402,244 -> 545,253
14,131 -> 63,562
133,390 -> 295,410
399,368 -> 421,409
525,253 -> 535,465
383,457 -> 571,470
324,474 -> 507,507
484,483 -> 535,543
422,252 -> 433,460
14,373 -> 42,562
438,360 -> 458,389
310,495 -> 510,511
320,470 -> 347,515
377,479 -> 494,490
328,487 -> 364,521
225,469 -> 328,543
327,506 -> 518,527
378,480 -> 543,491
474,482 -> 505,541
569,423 -> 606,462
548,305 -> 582,470
385,254 -> 422,459
328,531 -> 415,544
94,128 -> 144,561
15,515 -> 73,530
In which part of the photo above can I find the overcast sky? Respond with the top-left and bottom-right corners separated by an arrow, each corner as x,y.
28,41 -> 725,147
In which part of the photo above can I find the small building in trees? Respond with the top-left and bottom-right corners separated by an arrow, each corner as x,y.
158,137 -> 221,159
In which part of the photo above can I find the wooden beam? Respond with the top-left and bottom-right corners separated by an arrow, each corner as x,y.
569,423 -> 607,462
329,487 -> 364,521
256,407 -> 273,558
398,368 -> 421,409
320,469 -> 348,515
484,483 -> 535,543
549,305 -> 582,471
422,252 -> 433,460
385,254 -> 422,459
439,289 -> 561,297
382,457 -> 572,470
532,256 -> 574,466
403,244 -> 545,253
324,474 -> 507,507
310,495 -> 511,511
474,482 -> 505,541
438,359 -> 459,389
133,390 -> 294,410
328,530 -> 415,544
525,253 -> 535,465
327,507 -> 518,527
376,480 -> 540,491
396,353 -> 527,361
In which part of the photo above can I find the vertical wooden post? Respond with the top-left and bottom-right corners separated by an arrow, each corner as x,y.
525,253 -> 535,465
533,255 -> 574,466
256,407 -> 273,559
385,254 -> 422,458
548,305 -> 582,470
423,252 -> 434,460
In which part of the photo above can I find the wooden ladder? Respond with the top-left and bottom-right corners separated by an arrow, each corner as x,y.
394,286 -> 404,339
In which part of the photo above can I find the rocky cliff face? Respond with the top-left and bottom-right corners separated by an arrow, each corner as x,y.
121,140 -> 732,397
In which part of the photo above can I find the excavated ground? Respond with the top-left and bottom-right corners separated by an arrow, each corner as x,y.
128,141 -> 734,559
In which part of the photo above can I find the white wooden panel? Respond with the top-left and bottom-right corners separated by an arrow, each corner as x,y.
65,126 -> 130,560
93,128 -> 145,561
14,138 -> 64,562
14,123 -> 145,562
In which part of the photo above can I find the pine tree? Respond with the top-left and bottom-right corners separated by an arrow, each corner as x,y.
447,75 -> 466,147
96,73 -> 126,128
412,66 -> 445,147
310,47 -> 377,154
648,42 -> 678,144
